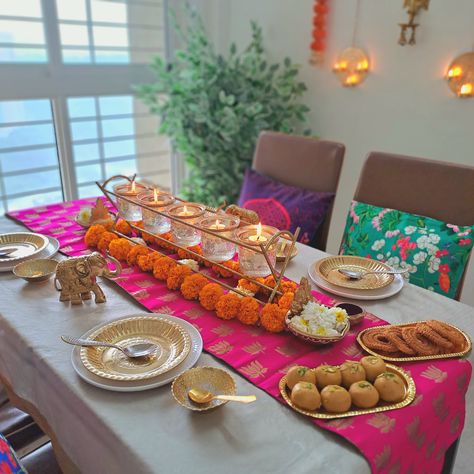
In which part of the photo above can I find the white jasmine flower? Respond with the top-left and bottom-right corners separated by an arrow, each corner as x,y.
177,259 -> 199,272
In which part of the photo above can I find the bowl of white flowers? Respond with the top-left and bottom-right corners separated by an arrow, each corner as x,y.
285,278 -> 349,344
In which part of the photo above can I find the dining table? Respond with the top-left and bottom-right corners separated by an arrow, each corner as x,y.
0,214 -> 473,474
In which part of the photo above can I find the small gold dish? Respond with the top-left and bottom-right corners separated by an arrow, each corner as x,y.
171,366 -> 236,411
335,303 -> 366,326
276,239 -> 298,262
315,256 -> 394,290
13,258 -> 59,282
0,232 -> 49,262
80,316 -> 191,381
279,363 -> 415,419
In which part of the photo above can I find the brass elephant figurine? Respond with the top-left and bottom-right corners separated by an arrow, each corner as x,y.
54,252 -> 121,305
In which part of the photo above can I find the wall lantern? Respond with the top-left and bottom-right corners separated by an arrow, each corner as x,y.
446,52 -> 474,98
333,47 -> 370,87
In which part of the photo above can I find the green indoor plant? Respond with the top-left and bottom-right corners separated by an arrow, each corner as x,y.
136,5 -> 311,206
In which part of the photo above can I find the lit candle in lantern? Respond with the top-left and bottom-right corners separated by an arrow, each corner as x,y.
448,66 -> 462,78
459,83 -> 473,96
249,223 -> 268,242
209,219 -> 226,230
333,61 -> 348,72
356,59 -> 369,71
178,205 -> 194,217
153,188 -> 159,203
131,180 -> 136,193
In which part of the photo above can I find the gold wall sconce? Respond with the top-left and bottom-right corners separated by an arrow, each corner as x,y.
333,47 -> 370,87
398,0 -> 430,46
446,52 -> 474,98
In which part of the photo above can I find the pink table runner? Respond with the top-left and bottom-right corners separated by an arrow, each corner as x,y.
8,197 -> 472,474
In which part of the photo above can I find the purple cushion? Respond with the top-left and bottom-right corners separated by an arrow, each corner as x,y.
238,168 -> 335,245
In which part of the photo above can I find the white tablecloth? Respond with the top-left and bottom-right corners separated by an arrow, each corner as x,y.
0,217 -> 473,473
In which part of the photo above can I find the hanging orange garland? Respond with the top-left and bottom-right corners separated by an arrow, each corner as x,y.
310,0 -> 329,65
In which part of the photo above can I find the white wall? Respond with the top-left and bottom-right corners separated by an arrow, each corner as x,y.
194,0 -> 474,304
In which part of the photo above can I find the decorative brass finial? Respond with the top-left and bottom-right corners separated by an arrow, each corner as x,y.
398,0 -> 430,46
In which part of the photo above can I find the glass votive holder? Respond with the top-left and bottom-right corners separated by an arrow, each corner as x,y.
236,224 -> 279,278
199,215 -> 240,262
137,190 -> 175,235
168,203 -> 206,246
113,180 -> 147,222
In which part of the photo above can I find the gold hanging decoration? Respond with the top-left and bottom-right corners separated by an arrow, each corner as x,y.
398,0 -> 430,46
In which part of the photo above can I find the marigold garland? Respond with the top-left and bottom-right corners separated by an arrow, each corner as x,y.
260,303 -> 287,333
181,273 -> 210,300
237,278 -> 259,294
166,264 -> 193,290
198,283 -> 224,310
126,245 -> 149,266
177,245 -> 203,261
153,256 -> 177,281
137,252 -> 163,272
108,238 -> 133,261
84,224 -> 107,247
212,260 -> 239,278
215,292 -> 241,320
115,219 -> 132,236
281,280 -> 298,294
278,291 -> 295,311
237,297 -> 260,325
155,232 -> 174,250
97,231 -> 118,253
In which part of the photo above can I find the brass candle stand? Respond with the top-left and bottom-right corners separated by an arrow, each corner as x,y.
96,175 -> 299,305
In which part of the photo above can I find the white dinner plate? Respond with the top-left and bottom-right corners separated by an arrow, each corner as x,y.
71,314 -> 203,392
308,261 -> 404,301
0,236 -> 60,272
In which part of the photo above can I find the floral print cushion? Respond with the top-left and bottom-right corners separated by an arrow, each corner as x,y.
340,201 -> 474,299
0,433 -> 27,474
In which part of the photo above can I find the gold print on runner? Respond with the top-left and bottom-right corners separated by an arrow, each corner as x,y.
342,343 -> 363,358
367,413 -> 396,434
211,324 -> 234,337
121,268 -> 134,275
275,343 -> 299,357
135,279 -> 155,289
387,460 -> 400,474
25,213 -> 40,219
208,340 -> 233,355
375,445 -> 391,471
432,393 -> 449,422
242,341 -> 266,355
183,308 -> 205,319
155,305 -> 175,315
159,292 -> 179,302
411,394 -> 424,407
450,412 -> 460,433
191,323 -> 202,332
50,227 -> 65,235
425,438 -> 436,459
278,363 -> 297,375
325,418 -> 353,430
406,416 -> 426,449
240,360 -> 268,379
246,326 -> 263,337
132,290 -> 149,300
420,365 -> 447,383
456,372 -> 468,392
61,245 -> 73,253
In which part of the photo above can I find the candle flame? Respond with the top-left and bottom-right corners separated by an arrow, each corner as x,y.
460,83 -> 473,96
448,66 -> 462,78
183,205 -> 188,214
131,180 -> 136,192
256,222 -> 262,238
153,188 -> 158,202
356,60 -> 369,71
215,219 -> 220,227
333,61 -> 347,72
345,74 -> 359,86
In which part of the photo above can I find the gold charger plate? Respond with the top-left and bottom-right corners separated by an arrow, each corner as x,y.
171,366 -> 237,411
314,256 -> 395,290
80,316 -> 191,381
0,232 -> 49,263
357,321 -> 472,362
279,363 -> 415,419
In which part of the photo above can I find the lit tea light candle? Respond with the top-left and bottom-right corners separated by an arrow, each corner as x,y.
248,223 -> 267,243
356,59 -> 369,72
459,83 -> 473,97
168,203 -> 206,246
137,189 -> 175,234
178,205 -> 194,217
113,179 -> 147,222
199,215 -> 240,262
153,187 -> 159,203
448,66 -> 462,78
345,74 -> 359,86
209,219 -> 226,230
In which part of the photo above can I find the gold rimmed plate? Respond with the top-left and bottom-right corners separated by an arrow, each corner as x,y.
0,232 -> 49,263
279,363 -> 415,419
276,239 -> 298,262
314,256 -> 395,290
357,321 -> 472,362
80,316 -> 191,381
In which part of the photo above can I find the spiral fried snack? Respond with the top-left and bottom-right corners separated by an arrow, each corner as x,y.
425,320 -> 465,348
386,329 -> 416,355
362,329 -> 399,353
401,327 -> 440,356
417,323 -> 453,351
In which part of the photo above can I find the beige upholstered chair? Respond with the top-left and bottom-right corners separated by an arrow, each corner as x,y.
252,131 -> 345,250
353,151 -> 474,299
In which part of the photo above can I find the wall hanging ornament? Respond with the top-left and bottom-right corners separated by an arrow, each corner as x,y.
446,51 -> 474,98
398,0 -> 430,46
333,0 -> 369,87
310,0 -> 329,65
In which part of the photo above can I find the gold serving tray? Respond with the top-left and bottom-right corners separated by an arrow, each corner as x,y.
80,316 -> 191,381
0,232 -> 49,262
279,364 -> 415,419
315,256 -> 394,290
357,321 -> 472,362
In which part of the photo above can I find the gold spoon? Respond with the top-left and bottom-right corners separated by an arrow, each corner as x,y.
188,388 -> 256,404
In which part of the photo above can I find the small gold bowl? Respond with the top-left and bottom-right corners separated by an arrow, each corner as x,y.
171,366 -> 236,412
335,303 -> 366,326
13,259 -> 59,282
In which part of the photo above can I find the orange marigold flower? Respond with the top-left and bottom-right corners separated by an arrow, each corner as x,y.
177,244 -> 202,260
199,283 -> 224,310
237,278 -> 259,294
166,264 -> 193,290
84,224 -> 107,247
153,256 -> 177,281
126,245 -> 150,266
108,238 -> 133,261
181,273 -> 209,300
212,260 -> 239,278
237,297 -> 260,325
141,229 -> 156,245
97,231 -> 117,253
154,232 -> 173,249
281,280 -> 297,294
260,303 -> 286,333
278,292 -> 294,311
115,219 -> 132,236
215,292 -> 241,320
137,252 -> 162,272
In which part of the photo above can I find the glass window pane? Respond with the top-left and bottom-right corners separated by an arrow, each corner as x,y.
105,159 -> 136,177
0,46 -> 47,63
4,170 -> 61,195
56,0 -> 87,21
70,121 -> 98,141
0,124 -> 56,149
60,24 -> 89,46
0,99 -> 51,123
101,118 -> 134,138
0,147 -> 58,173
78,184 -> 100,199
103,139 -> 135,158
93,26 -> 128,47
91,0 -> 127,23
73,143 -> 101,162
67,98 -> 96,119
62,49 -> 91,64
0,0 -> 42,18
7,191 -> 63,212
95,49 -> 129,64
0,20 -> 45,45
99,96 -> 133,116
75,163 -> 102,184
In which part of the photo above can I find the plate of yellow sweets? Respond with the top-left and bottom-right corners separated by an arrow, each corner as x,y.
279,356 -> 416,419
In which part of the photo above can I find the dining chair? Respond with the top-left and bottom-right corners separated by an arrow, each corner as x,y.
353,151 -> 474,299
252,131 -> 345,250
